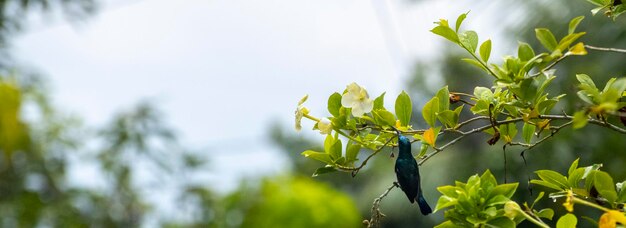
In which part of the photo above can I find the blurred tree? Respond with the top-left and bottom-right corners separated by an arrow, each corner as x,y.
0,74 -> 205,226
0,0 -> 96,44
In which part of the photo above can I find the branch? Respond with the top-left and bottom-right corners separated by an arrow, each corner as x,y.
420,118 -> 523,165
507,121 -> 572,150
584,44 -> 626,54
528,54 -> 568,79
334,136 -> 395,176
364,182 -> 399,228
540,114 -> 626,134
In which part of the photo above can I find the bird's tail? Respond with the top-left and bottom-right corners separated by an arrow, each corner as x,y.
417,193 -> 432,215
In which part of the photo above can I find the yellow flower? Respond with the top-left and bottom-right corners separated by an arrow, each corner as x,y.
317,118 -> 332,134
341,82 -> 373,117
563,190 -> 574,212
295,95 -> 309,131
599,210 -> 626,228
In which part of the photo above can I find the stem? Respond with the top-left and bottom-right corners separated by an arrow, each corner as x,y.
572,196 -> 610,212
528,55 -> 568,78
464,45 -> 499,79
302,113 -> 320,122
517,208 -> 550,228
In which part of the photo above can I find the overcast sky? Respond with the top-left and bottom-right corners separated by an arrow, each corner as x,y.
11,0 -> 514,193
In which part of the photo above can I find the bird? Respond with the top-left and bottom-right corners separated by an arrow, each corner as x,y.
394,129 -> 432,215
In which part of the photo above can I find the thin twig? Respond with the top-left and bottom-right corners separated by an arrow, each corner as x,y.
335,136 -> 396,176
507,121 -> 572,150
528,55 -> 568,78
540,114 -> 626,134
364,182 -> 399,228
585,44 -> 626,54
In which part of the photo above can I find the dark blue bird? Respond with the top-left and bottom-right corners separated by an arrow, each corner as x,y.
394,131 -> 432,215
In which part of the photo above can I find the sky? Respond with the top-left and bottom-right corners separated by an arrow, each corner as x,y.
11,0 -> 515,193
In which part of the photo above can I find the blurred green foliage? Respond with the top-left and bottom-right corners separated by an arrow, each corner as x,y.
241,177 -> 361,228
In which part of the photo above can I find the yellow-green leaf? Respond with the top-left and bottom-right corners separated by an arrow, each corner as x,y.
556,213 -> 577,228
422,97 -> 439,127
395,91 -> 412,126
479,39 -> 492,62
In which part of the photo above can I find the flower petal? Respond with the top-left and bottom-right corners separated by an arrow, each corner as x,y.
361,98 -> 374,114
351,102 -> 365,116
341,93 -> 357,108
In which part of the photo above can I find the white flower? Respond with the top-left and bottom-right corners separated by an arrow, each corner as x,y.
294,95 -> 309,131
317,118 -> 332,134
341,82 -> 373,117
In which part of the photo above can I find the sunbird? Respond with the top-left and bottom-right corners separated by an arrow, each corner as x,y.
394,129 -> 432,215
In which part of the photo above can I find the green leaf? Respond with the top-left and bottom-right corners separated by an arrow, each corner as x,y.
489,183 -> 518,199
461,58 -> 488,71
593,170 -> 618,203
479,39 -> 492,62
530,180 -> 563,191
324,134 -> 334,153
431,25 -> 459,43
312,166 -> 337,177
568,168 -> 585,188
536,170 -> 569,189
327,92 -> 342,117
499,122 -> 517,143
395,91 -> 412,126
485,195 -> 509,206
611,78 -> 626,94
460,31 -> 479,53
537,208 -> 555,220
568,158 -> 580,176
345,143 -> 361,163
532,192 -> 545,208
481,169 -> 498,188
436,86 -> 450,111
535,28 -> 558,52
518,42 -> 536,62
556,213 -> 577,228
470,99 -> 489,115
329,138 -> 342,160
455,12 -> 467,32
557,32 -> 586,52
422,97 -> 440,127
568,16 -> 585,34
331,114 -> 347,128
418,143 -> 428,157
577,91 -> 595,105
374,92 -> 386,110
576,74 -> 597,88
372,109 -> 396,127
522,123 -> 535,144
437,110 -> 458,128
301,150 -> 333,164
435,195 -> 458,211
474,87 -> 493,100
573,111 -> 588,129
437,185 -> 459,197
